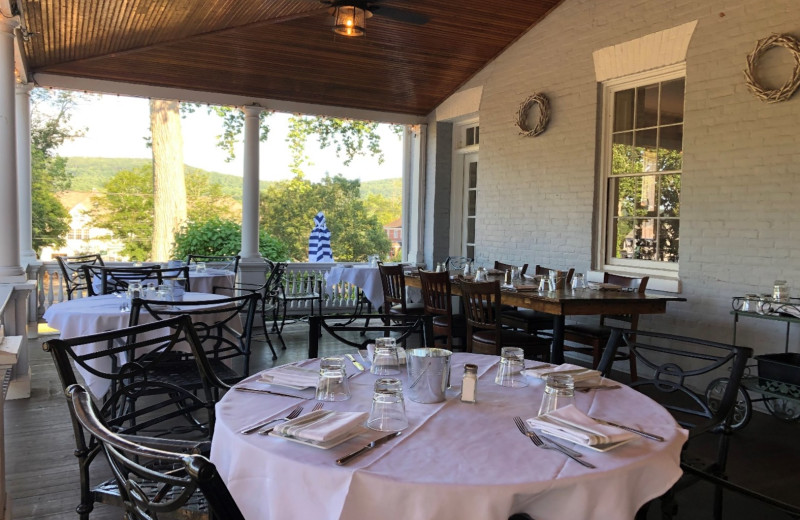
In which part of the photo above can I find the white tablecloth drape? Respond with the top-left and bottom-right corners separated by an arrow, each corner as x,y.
43,292 -> 239,396
211,353 -> 687,520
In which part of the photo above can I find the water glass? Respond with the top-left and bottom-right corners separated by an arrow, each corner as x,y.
371,337 -> 400,375
538,374 -> 575,416
119,295 -> 131,313
196,262 -> 207,273
474,267 -> 488,282
315,356 -> 351,402
572,273 -> 585,290
366,378 -> 408,431
538,276 -> 552,292
155,284 -> 173,302
126,281 -> 142,300
145,282 -> 157,299
494,347 -> 528,388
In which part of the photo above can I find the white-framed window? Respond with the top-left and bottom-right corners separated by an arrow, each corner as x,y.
597,64 -> 685,275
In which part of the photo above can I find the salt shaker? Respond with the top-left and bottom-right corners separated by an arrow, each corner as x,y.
461,364 -> 478,403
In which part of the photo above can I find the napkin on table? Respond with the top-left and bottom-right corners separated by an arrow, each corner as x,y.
526,405 -> 636,446
259,365 -> 319,388
274,410 -> 367,442
522,363 -> 601,383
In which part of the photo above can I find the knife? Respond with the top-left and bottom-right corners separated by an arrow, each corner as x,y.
591,417 -> 665,442
234,387 -> 312,399
336,431 -> 402,466
345,353 -> 365,372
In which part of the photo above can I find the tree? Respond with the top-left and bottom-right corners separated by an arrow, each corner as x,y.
150,99 -> 187,260
260,174 -> 391,262
172,217 -> 289,261
30,89 -> 87,253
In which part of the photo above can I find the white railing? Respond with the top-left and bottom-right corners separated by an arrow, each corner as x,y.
36,261 -> 368,318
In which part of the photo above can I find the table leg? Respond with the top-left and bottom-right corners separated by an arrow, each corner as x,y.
551,315 -> 565,364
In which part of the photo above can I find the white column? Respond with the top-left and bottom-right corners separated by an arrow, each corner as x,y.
402,124 -> 426,265
15,83 -> 36,264
240,105 -> 262,260
0,18 -> 24,281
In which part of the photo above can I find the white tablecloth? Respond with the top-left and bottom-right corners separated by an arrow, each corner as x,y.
90,268 -> 235,295
43,292 -> 238,396
211,353 -> 687,520
326,266 -> 384,308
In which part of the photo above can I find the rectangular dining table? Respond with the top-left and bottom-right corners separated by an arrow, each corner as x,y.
404,274 -> 685,364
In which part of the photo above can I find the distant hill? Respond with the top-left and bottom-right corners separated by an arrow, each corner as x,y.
64,157 -> 401,201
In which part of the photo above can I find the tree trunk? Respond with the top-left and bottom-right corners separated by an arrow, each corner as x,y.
150,99 -> 187,261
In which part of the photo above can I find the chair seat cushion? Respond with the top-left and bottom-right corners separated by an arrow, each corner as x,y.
502,309 -> 553,331
563,323 -> 611,339
433,313 -> 467,330
471,329 -> 550,359
389,302 -> 425,315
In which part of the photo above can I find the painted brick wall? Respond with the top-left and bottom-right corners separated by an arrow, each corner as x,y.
432,0 -> 800,351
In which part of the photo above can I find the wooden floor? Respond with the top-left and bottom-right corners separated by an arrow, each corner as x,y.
5,320 -> 800,519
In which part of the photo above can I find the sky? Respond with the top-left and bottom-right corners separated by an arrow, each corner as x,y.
54,93 -> 404,183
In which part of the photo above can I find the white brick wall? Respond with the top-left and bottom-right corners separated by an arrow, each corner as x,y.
428,0 -> 800,352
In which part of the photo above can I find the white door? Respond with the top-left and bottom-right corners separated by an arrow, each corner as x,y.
462,153 -> 478,259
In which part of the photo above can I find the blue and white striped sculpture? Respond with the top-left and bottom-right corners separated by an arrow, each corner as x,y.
308,211 -> 334,263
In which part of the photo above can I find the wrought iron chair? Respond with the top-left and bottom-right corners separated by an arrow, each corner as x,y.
308,313 -> 434,358
218,259 -> 284,359
130,292 -> 259,398
67,384 -> 244,520
56,253 -> 104,299
273,271 -> 324,343
460,280 -> 550,360
597,328 -> 765,520
444,255 -> 472,271
563,273 -> 648,379
43,315 -> 220,520
187,254 -> 240,278
418,269 -> 467,350
82,264 -> 169,296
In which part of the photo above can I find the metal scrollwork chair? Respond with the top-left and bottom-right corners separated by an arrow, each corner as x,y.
67,384 -> 244,520
308,314 -> 434,358
56,253 -> 105,299
82,264 -> 167,296
595,328 -> 797,520
444,256 -> 472,271
43,315 -> 220,520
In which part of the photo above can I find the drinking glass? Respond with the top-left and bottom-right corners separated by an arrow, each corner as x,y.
119,295 -> 131,313
196,262 -> 207,273
155,284 -> 173,302
572,273 -> 585,290
145,282 -> 157,299
538,374 -> 575,415
494,346 -> 528,387
366,378 -> 408,431
371,337 -> 400,375
126,281 -> 142,300
315,356 -> 351,402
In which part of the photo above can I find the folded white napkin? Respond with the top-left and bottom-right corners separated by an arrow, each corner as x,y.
527,405 -> 635,446
522,363 -> 601,383
259,365 -> 319,389
274,410 -> 367,442
365,344 -> 407,365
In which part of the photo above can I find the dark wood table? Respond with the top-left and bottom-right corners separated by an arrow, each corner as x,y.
405,275 -> 685,363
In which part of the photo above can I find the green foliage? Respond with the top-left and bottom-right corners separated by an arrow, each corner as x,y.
261,174 -> 392,262
181,104 -> 272,161
172,217 -> 289,261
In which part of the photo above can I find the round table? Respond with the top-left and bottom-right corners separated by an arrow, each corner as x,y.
43,292 -> 237,396
210,353 -> 687,520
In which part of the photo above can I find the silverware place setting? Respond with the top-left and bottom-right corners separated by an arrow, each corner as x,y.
513,416 -> 596,469
259,402 -> 324,435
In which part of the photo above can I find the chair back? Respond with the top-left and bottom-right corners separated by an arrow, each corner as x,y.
445,256 -> 472,271
494,261 -> 528,277
158,265 -> 192,292
599,273 -> 649,327
378,264 -> 410,313
308,314 -> 434,358
460,281 -> 504,350
131,293 -> 259,379
83,264 -> 162,296
533,264 -> 576,288
67,384 -> 245,520
187,254 -> 240,277
418,270 -> 454,318
56,254 -> 104,299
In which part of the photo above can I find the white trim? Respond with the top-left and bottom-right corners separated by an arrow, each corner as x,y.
594,65 -> 685,288
33,73 -> 426,125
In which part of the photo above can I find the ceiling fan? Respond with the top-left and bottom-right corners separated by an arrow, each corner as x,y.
310,0 -> 429,37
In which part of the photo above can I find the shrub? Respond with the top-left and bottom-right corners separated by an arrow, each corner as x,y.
172,217 -> 290,261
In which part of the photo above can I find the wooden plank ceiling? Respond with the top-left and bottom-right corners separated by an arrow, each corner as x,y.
16,0 -> 562,117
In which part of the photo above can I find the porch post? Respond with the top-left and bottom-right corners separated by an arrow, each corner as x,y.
402,124 -> 426,265
16,83 -> 36,264
240,105 -> 262,260
0,17 -> 24,282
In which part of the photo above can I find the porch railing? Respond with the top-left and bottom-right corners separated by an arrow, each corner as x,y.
36,261 -> 369,319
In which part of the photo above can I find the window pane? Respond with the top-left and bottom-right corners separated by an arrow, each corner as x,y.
635,129 -> 658,172
611,176 -> 658,218
474,126 -> 480,144
613,89 -> 635,132
611,132 -> 635,175
658,124 -> 683,171
658,174 -> 680,217
636,84 -> 659,128
658,220 -> 679,262
468,190 -> 476,214
467,245 -> 475,259
468,162 -> 477,188
467,218 -> 475,243
660,79 -> 685,124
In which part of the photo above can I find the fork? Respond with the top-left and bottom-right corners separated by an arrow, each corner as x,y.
513,417 -> 596,469
240,405 -> 304,435
258,402 -> 324,435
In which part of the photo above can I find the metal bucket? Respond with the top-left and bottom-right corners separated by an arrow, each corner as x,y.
406,348 -> 452,403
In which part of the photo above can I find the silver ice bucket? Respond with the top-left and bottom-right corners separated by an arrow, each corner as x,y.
406,348 -> 452,403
